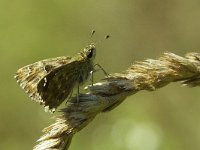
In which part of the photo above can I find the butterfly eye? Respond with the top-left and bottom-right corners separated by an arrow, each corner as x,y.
87,48 -> 94,58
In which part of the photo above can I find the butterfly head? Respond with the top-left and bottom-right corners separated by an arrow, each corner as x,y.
83,43 -> 96,60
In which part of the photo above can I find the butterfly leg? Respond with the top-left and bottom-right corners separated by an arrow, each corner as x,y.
94,64 -> 109,76
90,70 -> 94,86
90,64 -> 108,86
65,89 -> 73,104
77,82 -> 80,103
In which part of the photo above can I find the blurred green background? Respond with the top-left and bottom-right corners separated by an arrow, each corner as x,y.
1,0 -> 200,150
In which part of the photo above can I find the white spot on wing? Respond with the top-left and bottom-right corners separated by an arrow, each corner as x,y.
43,77 -> 47,87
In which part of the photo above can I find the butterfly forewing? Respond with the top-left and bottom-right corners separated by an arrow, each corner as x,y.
15,56 -> 73,109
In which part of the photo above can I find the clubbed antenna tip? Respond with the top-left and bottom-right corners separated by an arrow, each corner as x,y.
91,30 -> 96,38
105,35 -> 110,39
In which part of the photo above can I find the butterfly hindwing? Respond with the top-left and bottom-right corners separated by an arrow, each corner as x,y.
37,60 -> 82,111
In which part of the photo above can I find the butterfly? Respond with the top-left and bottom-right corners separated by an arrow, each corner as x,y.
15,43 -> 99,112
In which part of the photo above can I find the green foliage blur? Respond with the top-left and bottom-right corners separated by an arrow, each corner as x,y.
1,0 -> 200,150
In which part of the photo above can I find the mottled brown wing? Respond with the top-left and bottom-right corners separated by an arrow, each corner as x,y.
37,60 -> 82,112
15,56 -> 73,106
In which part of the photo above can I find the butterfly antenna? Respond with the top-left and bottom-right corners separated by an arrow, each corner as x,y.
87,30 -> 96,45
87,30 -> 110,45
105,35 -> 110,40
95,34 -> 110,45
91,30 -> 96,38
